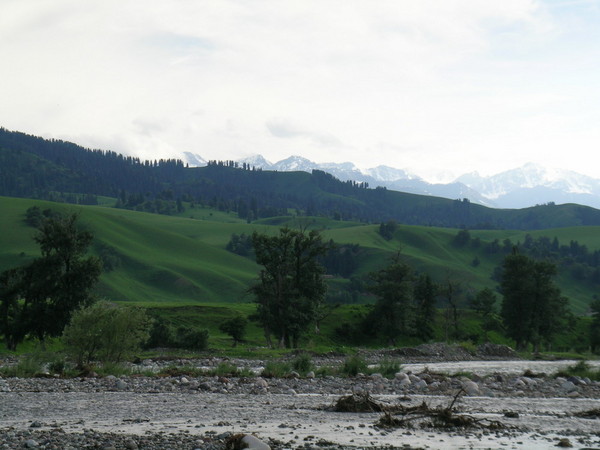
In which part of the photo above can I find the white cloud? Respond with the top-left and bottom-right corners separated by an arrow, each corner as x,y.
1,0 -> 600,179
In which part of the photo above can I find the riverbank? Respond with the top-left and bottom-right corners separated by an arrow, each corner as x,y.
1,352 -> 600,449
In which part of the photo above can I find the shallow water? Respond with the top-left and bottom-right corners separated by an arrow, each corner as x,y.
401,359 -> 600,376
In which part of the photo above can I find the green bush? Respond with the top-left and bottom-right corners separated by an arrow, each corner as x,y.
291,353 -> 313,375
376,359 -> 402,378
174,327 -> 209,351
62,301 -> 151,365
340,355 -> 368,377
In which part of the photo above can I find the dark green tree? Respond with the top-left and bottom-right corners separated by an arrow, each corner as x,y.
590,299 -> 600,353
367,254 -> 415,345
470,287 -> 498,341
413,273 -> 437,341
219,315 -> 248,347
500,249 -> 569,351
0,213 -> 101,349
250,227 -> 329,348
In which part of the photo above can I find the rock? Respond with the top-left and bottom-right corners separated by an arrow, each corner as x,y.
556,438 -> 573,447
462,380 -> 480,396
408,374 -> 421,383
30,420 -> 43,428
306,371 -> 315,379
255,378 -> 268,388
394,372 -> 408,381
476,343 -> 517,358
116,380 -> 128,390
24,440 -> 39,448
125,439 -> 139,450
414,379 -> 427,390
241,434 -> 271,450
560,381 -> 577,393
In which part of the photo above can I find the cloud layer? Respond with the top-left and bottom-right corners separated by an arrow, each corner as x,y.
2,0 -> 600,181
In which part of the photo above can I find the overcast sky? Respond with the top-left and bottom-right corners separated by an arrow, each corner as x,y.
2,0 -> 600,182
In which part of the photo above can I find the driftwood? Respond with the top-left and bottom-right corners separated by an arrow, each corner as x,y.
331,389 -> 506,430
332,392 -> 394,413
376,389 -> 506,430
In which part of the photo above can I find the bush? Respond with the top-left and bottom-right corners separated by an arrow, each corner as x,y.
340,355 -> 368,377
62,301 -> 151,365
219,315 -> 248,346
145,317 -> 174,349
377,359 -> 401,379
174,327 -> 209,351
261,361 -> 291,378
291,353 -> 313,375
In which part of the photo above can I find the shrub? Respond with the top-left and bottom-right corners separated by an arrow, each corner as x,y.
261,361 -> 291,378
145,316 -> 175,348
62,301 -> 152,365
219,315 -> 248,347
291,353 -> 313,375
340,355 -> 368,377
174,327 -> 209,351
377,359 -> 402,379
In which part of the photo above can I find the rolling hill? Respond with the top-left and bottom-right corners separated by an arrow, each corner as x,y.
1,196 -> 598,315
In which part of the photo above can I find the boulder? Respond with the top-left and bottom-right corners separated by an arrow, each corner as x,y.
240,434 -> 271,450
462,380 -> 480,396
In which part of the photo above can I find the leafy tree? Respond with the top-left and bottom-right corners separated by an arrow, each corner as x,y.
219,315 -> 248,347
0,213 -> 101,349
250,227 -> 329,348
367,254 -> 415,345
453,229 -> 471,247
440,279 -> 463,341
499,249 -> 569,351
413,273 -> 437,341
225,233 -> 254,257
470,287 -> 499,341
591,299 -> 600,353
378,220 -> 398,240
62,301 -> 151,365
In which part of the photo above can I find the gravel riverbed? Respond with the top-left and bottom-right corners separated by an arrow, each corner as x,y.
1,349 -> 600,449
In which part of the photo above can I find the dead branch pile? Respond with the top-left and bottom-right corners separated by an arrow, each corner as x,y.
331,392 -> 392,413
375,389 -> 506,430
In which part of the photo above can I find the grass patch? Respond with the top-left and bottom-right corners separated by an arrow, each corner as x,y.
555,360 -> 600,381
261,360 -> 291,378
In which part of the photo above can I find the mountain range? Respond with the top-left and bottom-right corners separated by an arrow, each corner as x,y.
183,153 -> 600,210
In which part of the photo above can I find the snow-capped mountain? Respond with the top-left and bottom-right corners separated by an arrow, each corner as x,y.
456,163 -> 600,209
182,152 -> 207,167
366,165 -> 421,182
181,152 -> 600,209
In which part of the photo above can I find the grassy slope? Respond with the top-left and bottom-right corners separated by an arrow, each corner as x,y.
1,196 -> 599,314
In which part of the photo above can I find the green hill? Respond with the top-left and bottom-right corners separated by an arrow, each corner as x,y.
1,196 -> 599,315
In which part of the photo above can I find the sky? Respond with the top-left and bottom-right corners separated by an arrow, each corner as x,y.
2,0 -> 600,182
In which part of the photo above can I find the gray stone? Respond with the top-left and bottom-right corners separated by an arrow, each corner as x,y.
24,440 -> 39,448
241,434 -> 271,450
561,381 -> 577,393
462,380 -> 480,396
